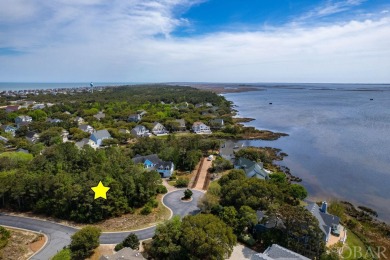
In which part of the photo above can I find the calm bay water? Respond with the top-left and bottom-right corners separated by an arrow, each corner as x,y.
224,85 -> 390,221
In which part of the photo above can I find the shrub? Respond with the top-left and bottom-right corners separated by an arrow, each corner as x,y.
147,199 -> 159,208
239,234 -> 255,247
156,185 -> 168,194
184,189 -> 193,199
114,242 -> 124,251
141,205 -> 152,215
122,233 -> 140,250
175,178 -> 189,188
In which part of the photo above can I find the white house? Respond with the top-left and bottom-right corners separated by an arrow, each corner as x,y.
152,122 -> 168,135
192,121 -> 212,134
131,125 -> 150,137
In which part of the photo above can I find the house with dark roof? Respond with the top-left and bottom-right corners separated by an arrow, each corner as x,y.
128,114 -> 141,122
90,129 -> 112,147
132,154 -> 174,178
99,247 -> 145,260
26,131 -> 39,143
234,157 -> 269,180
74,116 -> 85,125
5,105 -> 20,113
306,202 -> 341,243
131,125 -> 150,137
75,138 -> 93,149
79,124 -> 95,134
254,210 -> 285,235
252,244 -> 310,260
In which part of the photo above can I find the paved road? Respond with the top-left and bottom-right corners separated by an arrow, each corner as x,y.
0,189 -> 203,260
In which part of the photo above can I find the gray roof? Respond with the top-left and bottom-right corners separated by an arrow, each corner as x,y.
26,131 -> 39,139
235,157 -> 268,180
210,118 -> 224,124
91,129 -> 111,140
79,124 -> 93,131
132,125 -> 147,131
252,244 -> 310,260
175,119 -> 186,127
99,247 -> 145,260
132,154 -> 161,165
76,138 -> 90,148
306,202 -> 339,237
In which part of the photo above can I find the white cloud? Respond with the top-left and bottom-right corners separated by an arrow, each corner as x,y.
296,0 -> 366,21
0,1 -> 389,83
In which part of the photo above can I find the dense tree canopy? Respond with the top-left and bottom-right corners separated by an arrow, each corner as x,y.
70,226 -> 101,259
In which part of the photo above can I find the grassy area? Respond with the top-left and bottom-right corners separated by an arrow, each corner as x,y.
0,151 -> 33,161
52,248 -> 71,260
0,228 -> 40,260
342,229 -> 367,259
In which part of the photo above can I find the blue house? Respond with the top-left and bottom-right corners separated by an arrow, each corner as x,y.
132,154 -> 174,178
1,125 -> 17,137
90,129 -> 112,147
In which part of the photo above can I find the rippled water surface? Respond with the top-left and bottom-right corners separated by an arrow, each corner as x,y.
224,85 -> 390,221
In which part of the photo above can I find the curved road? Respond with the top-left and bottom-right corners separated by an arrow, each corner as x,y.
0,189 -> 203,260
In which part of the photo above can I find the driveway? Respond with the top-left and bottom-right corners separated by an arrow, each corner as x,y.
0,189 -> 203,260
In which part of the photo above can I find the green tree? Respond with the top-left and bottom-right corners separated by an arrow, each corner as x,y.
69,226 -> 101,259
180,214 -> 237,260
115,233 -> 140,251
149,216 -> 183,260
29,109 -> 47,121
289,184 -> 308,200
0,225 -> 11,249
184,189 -> 193,199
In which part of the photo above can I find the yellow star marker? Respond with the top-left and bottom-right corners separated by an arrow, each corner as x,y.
91,181 -> 110,199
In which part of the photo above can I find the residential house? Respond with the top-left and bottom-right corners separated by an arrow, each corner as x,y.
26,131 -> 39,143
192,121 -> 212,134
1,125 -> 17,136
93,111 -> 106,121
47,118 -> 63,124
32,103 -> 45,110
17,148 -> 29,154
75,138 -> 93,149
151,122 -> 168,135
99,247 -> 145,260
5,105 -> 20,113
128,114 -> 141,122
209,118 -> 224,129
175,119 -> 186,131
61,129 -> 69,143
234,157 -> 269,180
74,116 -> 85,125
132,154 -> 174,178
252,244 -> 310,260
79,124 -> 95,134
90,129 -> 112,147
0,136 -> 9,143
254,210 -> 285,235
131,125 -> 150,137
306,202 -> 341,243
137,110 -> 147,117
119,129 -> 130,134
15,115 -> 32,126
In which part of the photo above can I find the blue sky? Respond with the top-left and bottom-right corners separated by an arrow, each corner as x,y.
0,0 -> 389,83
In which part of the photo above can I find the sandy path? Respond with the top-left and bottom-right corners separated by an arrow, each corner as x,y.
193,158 -> 212,190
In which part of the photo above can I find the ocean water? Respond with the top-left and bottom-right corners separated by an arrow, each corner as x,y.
224,84 -> 390,221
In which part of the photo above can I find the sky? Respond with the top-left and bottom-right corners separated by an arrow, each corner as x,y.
0,0 -> 389,83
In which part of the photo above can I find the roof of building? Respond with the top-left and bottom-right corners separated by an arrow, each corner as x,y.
94,111 -> 106,119
91,129 -> 111,140
76,138 -> 90,149
26,131 -> 39,139
193,121 -> 205,126
132,125 -> 147,131
99,247 -> 145,260
252,244 -> 310,260
210,118 -> 224,124
306,202 -> 340,236
132,154 -> 161,165
175,119 -> 186,127
79,124 -> 93,131
235,157 -> 268,180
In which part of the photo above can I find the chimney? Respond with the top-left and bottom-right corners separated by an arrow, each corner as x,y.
321,201 -> 328,213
